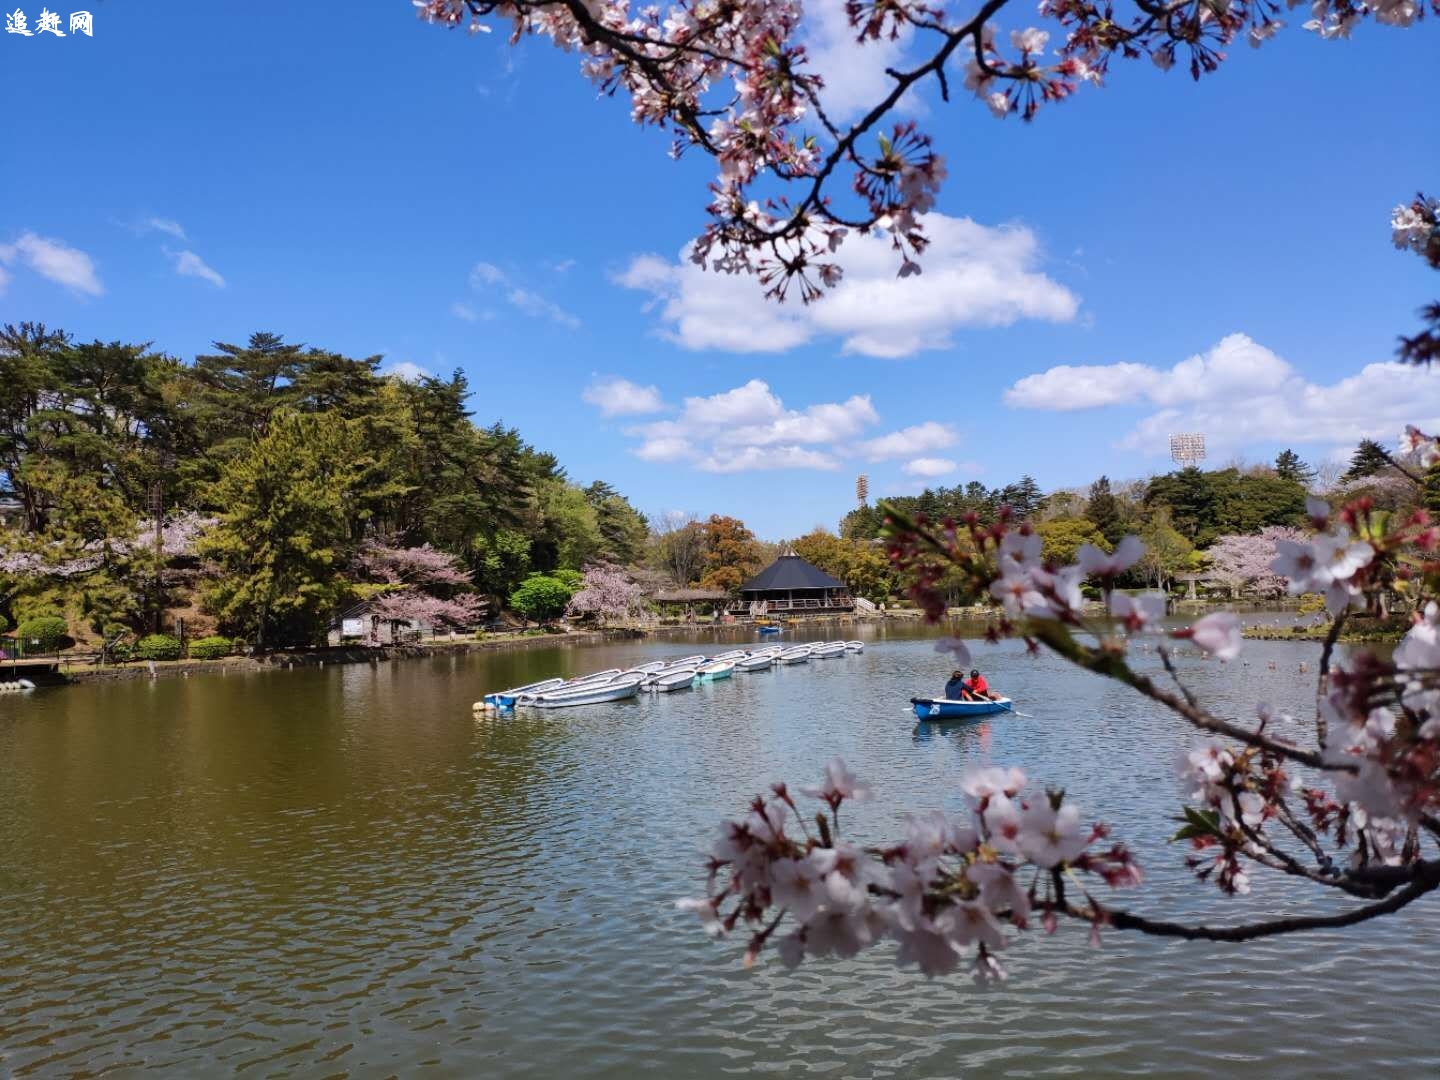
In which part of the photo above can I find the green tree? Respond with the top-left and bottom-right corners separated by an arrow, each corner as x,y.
1342,438 -> 1393,483
1274,449 -> 1317,486
509,573 -> 575,624
792,528 -> 896,601
584,481 -> 648,565
1425,461 -> 1440,518
200,411 -> 389,649
1086,476 -> 1125,545
1000,475 -> 1043,520
1035,517 -> 1108,565
1138,507 -> 1194,591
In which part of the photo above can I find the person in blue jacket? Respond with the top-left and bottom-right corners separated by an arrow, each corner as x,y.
944,670 -> 974,700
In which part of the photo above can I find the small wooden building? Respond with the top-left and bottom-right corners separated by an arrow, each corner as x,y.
731,553 -> 854,617
327,600 -> 434,647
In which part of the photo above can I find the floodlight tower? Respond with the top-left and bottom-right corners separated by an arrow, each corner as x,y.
1169,433 -> 1207,468
856,474 -> 869,506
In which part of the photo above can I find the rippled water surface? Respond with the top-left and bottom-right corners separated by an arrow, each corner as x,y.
2,622 -> 1435,1077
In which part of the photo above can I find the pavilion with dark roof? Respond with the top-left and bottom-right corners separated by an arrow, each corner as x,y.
730,552 -> 855,617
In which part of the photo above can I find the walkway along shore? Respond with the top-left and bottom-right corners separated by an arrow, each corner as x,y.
17,616 -> 883,687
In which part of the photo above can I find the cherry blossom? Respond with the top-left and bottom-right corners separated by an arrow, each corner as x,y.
1173,611 -> 1242,661
684,758 -> 1138,977
1271,518 -> 1375,616
418,1 -> 1433,301
1109,590 -> 1168,632
1077,535 -> 1144,579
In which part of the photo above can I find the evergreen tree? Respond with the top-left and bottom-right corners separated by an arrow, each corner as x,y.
1086,476 -> 1125,545
200,411 -> 382,649
1342,439 -> 1393,482
1425,461 -> 1440,518
1274,449 -> 1317,486
1002,475 -> 1043,519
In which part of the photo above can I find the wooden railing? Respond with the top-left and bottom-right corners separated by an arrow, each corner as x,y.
729,596 -> 855,614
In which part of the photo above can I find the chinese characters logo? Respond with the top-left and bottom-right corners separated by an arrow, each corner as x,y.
6,9 -> 91,36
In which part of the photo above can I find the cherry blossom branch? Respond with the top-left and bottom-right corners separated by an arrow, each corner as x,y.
1032,619 -> 1334,771
1080,860 -> 1440,942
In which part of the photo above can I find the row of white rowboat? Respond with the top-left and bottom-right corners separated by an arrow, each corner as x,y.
474,640 -> 865,712
0,678 -> 36,694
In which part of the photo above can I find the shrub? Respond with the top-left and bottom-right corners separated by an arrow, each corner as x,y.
135,633 -> 183,661
188,635 -> 232,660
16,615 -> 71,653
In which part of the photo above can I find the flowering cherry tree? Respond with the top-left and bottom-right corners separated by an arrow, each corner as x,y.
353,538 -> 485,628
566,562 -> 647,625
1206,526 -> 1306,599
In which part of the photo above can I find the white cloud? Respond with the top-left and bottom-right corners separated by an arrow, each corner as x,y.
805,2 -> 921,121
635,436 -> 694,463
384,360 -> 433,383
170,249 -> 225,288
467,261 -> 580,329
903,457 -> 958,478
0,265 -> 10,293
550,258 -> 577,273
856,421 -> 957,461
506,286 -> 580,329
1005,334 -> 1293,411
1005,333 -> 1440,457
620,378 -> 917,474
470,261 -> 506,288
144,217 -> 187,240
0,232 -> 103,295
614,213 -> 1078,358
699,445 -> 840,473
451,301 -> 479,321
583,376 -> 667,417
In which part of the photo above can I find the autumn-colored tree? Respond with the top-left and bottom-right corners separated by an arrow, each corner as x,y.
699,515 -> 763,593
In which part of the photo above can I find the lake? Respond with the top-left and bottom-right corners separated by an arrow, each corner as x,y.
1,621 -> 1434,1077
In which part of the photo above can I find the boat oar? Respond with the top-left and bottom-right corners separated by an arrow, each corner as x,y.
997,700 -> 1036,719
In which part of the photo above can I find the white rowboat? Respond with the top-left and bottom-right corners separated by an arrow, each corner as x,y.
649,668 -> 699,692
734,654 -> 773,672
521,676 -> 645,708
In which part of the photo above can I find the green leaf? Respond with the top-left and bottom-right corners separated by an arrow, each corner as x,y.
1170,805 -> 1221,843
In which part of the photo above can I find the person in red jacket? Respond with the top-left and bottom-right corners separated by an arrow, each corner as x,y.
965,669 -> 994,700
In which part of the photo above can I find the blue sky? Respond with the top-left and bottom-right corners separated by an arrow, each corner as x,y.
1,2 -> 1435,539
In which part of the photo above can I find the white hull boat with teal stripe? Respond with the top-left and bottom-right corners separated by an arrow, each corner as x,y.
695,660 -> 735,682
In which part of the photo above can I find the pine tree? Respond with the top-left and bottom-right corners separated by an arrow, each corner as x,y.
1006,475 -> 1043,519
1086,475 -> 1124,545
1425,461 -> 1440,518
1342,439 -> 1393,482
1274,449 -> 1317,486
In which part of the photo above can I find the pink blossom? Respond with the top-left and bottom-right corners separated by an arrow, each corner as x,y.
1173,612 -> 1242,661
1077,535 -> 1144,578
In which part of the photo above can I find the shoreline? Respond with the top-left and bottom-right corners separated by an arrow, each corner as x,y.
14,619 -> 873,687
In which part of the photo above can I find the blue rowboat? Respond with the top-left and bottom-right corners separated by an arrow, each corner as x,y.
486,677 -> 567,708
911,696 -> 1012,721
757,625 -> 782,635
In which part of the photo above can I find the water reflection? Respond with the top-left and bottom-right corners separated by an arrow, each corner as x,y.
0,622 -> 1435,1077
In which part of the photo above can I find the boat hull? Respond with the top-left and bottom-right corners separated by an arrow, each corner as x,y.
911,697 -> 1011,721
524,679 -> 644,709
695,661 -> 735,682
